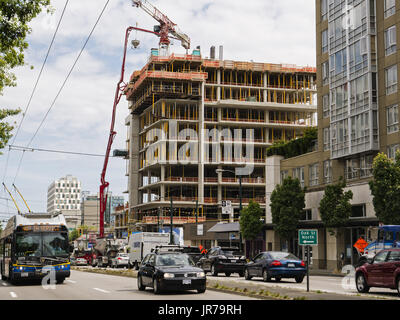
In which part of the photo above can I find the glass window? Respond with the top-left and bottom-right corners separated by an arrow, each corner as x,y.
269,252 -> 300,261
324,127 -> 330,151
373,250 -> 389,263
323,160 -> 332,184
42,232 -> 69,257
323,94 -> 330,118
387,251 -> 400,262
322,61 -> 329,86
300,209 -> 312,221
322,29 -> 328,54
280,170 -> 288,184
385,26 -> 397,56
351,205 -> 366,218
385,0 -> 396,18
385,65 -> 398,95
15,233 -> 42,257
292,167 -> 305,188
387,144 -> 400,159
155,253 -> 194,266
387,104 -> 399,134
321,0 -> 328,21
309,163 -> 319,186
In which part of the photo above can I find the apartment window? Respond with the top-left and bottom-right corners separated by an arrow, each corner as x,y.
292,167 -> 305,188
309,163 -> 319,186
346,158 -> 359,180
387,104 -> 399,134
322,61 -> 329,86
385,0 -> 396,18
321,0 -> 328,21
300,209 -> 312,221
385,26 -> 397,56
323,127 -> 330,151
360,155 -> 373,178
323,160 -> 332,184
385,65 -> 398,95
387,144 -> 400,159
351,204 -> 366,218
323,94 -> 330,118
280,170 -> 288,184
322,29 -> 328,54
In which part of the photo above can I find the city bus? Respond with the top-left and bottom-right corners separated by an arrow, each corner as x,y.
0,212 -> 71,284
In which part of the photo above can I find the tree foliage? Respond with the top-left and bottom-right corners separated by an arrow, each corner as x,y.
319,178 -> 353,236
369,152 -> 400,225
0,0 -> 51,93
270,177 -> 305,240
0,1 -> 51,152
69,228 -> 79,242
266,127 -> 318,159
240,200 -> 264,241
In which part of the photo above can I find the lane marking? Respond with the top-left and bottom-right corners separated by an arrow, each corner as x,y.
9,292 -> 17,298
93,288 -> 110,294
66,280 -> 76,284
2,282 -> 8,286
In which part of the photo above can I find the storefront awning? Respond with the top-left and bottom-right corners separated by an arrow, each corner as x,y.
207,222 -> 240,233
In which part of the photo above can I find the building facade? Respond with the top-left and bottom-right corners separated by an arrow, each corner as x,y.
125,49 -> 317,234
47,175 -> 81,230
264,0 -> 400,272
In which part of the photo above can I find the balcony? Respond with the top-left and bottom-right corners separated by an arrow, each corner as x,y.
141,216 -> 206,225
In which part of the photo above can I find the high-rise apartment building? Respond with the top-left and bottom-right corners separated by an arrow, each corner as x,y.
265,0 -> 400,271
125,49 -> 317,232
47,175 -> 81,230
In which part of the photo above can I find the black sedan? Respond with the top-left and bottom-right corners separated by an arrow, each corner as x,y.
137,252 -> 206,294
197,247 -> 246,277
244,251 -> 306,283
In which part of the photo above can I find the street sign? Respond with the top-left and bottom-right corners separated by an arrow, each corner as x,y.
353,237 -> 368,254
298,229 -> 318,246
222,200 -> 233,215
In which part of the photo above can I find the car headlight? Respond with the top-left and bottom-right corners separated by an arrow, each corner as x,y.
197,272 -> 205,278
163,273 -> 175,279
19,267 -> 24,271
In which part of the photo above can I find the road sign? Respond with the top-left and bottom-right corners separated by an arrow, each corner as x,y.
222,200 -> 233,215
298,229 -> 318,246
353,237 -> 368,254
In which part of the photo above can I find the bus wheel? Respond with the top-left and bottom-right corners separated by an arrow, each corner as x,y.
56,278 -> 65,284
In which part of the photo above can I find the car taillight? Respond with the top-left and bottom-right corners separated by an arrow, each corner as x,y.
300,261 -> 306,267
271,260 -> 282,266
118,258 -> 121,260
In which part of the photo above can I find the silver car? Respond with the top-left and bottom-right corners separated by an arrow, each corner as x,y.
111,253 -> 129,268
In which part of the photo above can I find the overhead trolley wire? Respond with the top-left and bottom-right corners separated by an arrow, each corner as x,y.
12,0 -> 111,185
1,0 -> 70,185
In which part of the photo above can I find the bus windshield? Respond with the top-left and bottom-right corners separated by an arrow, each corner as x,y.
15,232 -> 69,258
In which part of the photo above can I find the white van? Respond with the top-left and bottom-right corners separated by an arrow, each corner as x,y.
128,232 -> 170,269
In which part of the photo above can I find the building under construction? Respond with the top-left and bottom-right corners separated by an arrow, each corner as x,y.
124,47 -> 317,232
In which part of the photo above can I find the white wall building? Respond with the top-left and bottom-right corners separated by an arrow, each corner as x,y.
47,175 -> 82,230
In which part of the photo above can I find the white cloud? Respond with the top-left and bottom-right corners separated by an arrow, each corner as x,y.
0,0 -> 316,213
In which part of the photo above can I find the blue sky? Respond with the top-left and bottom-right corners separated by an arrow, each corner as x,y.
0,0 -> 316,221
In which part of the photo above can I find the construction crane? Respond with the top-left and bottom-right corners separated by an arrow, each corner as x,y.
132,0 -> 190,55
99,0 -> 191,238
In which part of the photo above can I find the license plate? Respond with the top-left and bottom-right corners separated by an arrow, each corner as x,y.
288,263 -> 295,268
183,279 -> 191,285
21,272 -> 29,277
231,260 -> 237,263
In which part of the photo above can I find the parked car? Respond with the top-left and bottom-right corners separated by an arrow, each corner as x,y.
75,258 -> 88,266
244,251 -> 306,283
152,245 -> 204,264
355,248 -> 400,295
137,252 -> 206,294
197,247 -> 246,277
111,253 -> 129,268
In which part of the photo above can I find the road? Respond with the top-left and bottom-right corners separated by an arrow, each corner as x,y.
207,274 -> 400,300
0,270 -> 259,300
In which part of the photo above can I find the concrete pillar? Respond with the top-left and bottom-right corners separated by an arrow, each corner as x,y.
161,165 -> 165,201
263,72 -> 268,102
265,155 -> 284,224
198,85 -> 205,203
129,114 -> 140,220
217,70 -> 221,101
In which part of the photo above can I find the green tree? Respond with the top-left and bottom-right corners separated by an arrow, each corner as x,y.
369,152 -> 400,225
0,0 -> 51,93
319,177 -> 353,236
0,1 -> 51,151
270,177 -> 305,241
69,229 -> 79,242
239,200 -> 264,257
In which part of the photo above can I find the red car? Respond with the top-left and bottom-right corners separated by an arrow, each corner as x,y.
355,248 -> 400,295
